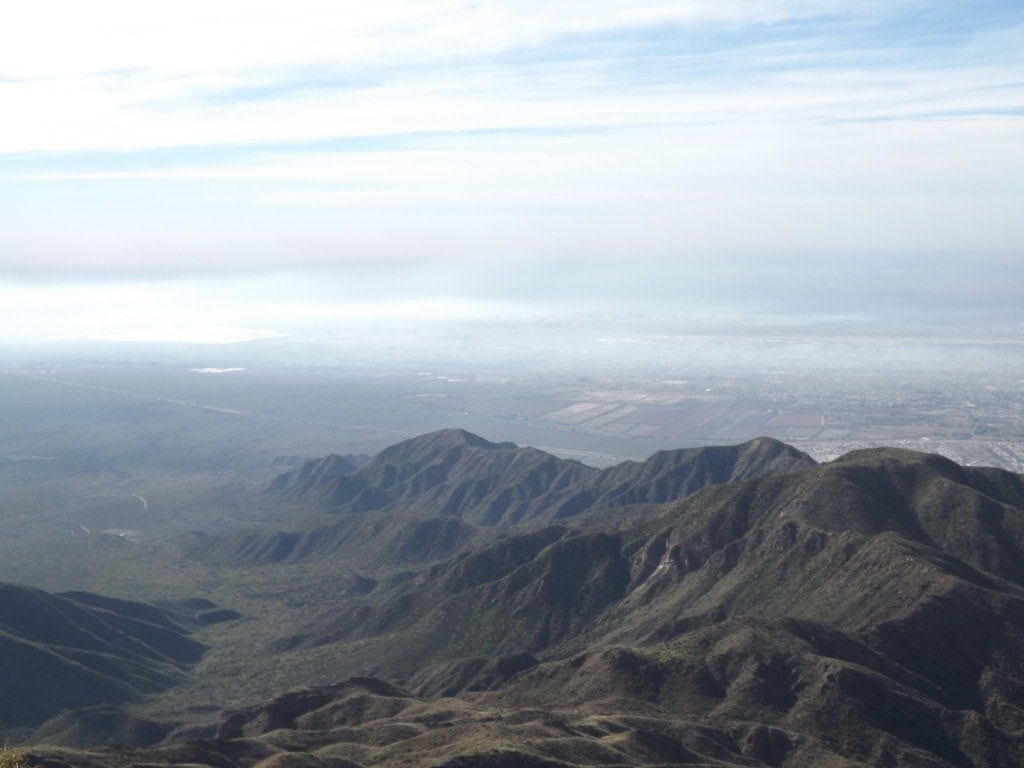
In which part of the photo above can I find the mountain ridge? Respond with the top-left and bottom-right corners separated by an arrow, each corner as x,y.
269,430 -> 817,525
16,433 -> 1024,767
0,583 -> 204,729
240,440 -> 1024,766
229,430 -> 817,567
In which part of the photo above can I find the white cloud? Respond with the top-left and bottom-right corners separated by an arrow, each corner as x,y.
0,2 -> 911,79
2,43 -> 1021,155
0,0 -> 1019,277
0,1 -> 948,155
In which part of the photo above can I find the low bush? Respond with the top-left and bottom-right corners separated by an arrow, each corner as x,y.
0,744 -> 31,768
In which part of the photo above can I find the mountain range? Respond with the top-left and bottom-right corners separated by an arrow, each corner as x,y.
12,429 -> 1024,767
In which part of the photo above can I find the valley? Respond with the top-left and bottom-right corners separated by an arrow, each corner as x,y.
2,353 -> 1024,767
0,395 -> 1021,765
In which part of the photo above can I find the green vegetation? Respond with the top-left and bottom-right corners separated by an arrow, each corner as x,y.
0,584 -> 203,730
2,421 -> 1024,766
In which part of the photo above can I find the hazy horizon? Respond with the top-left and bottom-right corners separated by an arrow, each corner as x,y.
3,1 -> 1022,350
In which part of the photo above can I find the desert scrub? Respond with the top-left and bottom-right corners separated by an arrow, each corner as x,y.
0,744 -> 31,768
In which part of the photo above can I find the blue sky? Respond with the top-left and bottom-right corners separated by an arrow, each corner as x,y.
0,1 -> 1022,340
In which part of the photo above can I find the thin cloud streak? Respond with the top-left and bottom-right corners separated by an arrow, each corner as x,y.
0,1 -> 1020,279
1,1 -> 915,79
2,2 -> 1006,155
2,55 -> 1021,155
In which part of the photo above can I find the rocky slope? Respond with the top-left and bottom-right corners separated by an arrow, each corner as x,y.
252,444 -> 1024,766
0,585 -> 203,729
19,436 -> 1024,767
223,429 -> 815,567
267,429 -> 816,524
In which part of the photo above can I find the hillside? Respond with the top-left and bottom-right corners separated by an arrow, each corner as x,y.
220,429 -> 816,567
244,443 -> 1024,766
0,584 -> 203,729
23,676 -> 895,767
268,429 -> 816,527
15,435 -> 1024,766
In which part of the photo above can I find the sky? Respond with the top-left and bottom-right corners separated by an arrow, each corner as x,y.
1,1 -> 1022,342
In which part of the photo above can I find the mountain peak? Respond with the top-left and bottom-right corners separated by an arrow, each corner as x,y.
385,428 -> 515,453
741,435 -> 798,450
831,445 -> 965,474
